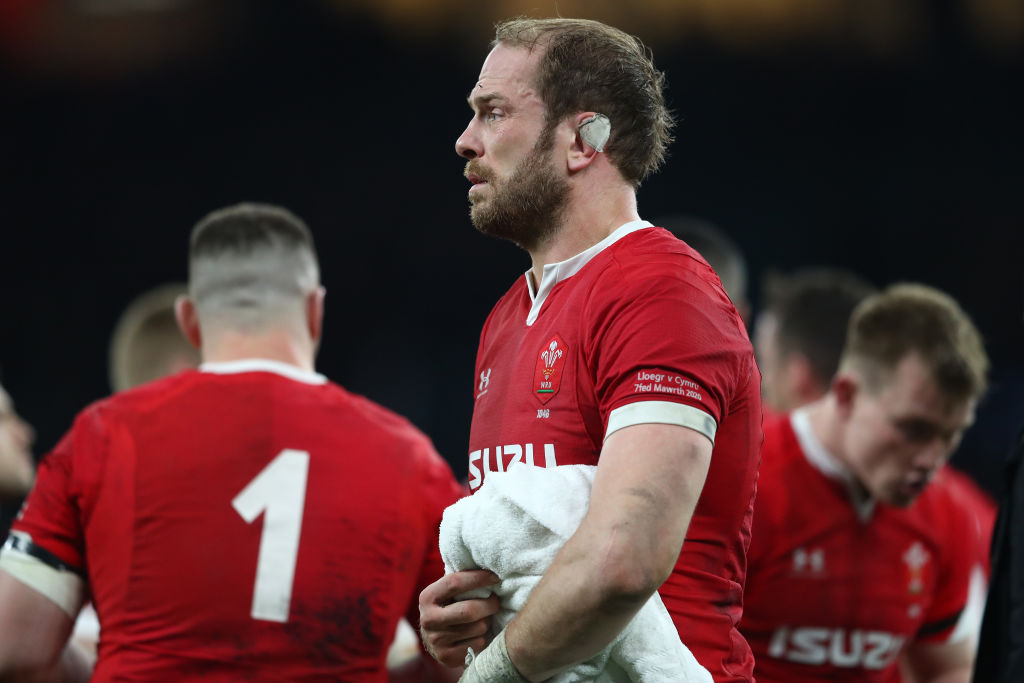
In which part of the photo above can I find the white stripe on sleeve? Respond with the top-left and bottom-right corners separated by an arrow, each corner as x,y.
606,400 -> 717,444
0,534 -> 86,618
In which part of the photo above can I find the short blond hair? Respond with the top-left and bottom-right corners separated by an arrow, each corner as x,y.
840,283 -> 988,400
109,283 -> 200,392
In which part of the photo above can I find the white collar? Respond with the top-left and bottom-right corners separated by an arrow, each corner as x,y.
200,359 -> 327,385
790,408 -> 877,522
524,220 -> 653,326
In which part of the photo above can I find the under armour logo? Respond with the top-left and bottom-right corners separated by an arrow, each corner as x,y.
793,547 -> 825,574
477,368 -> 492,398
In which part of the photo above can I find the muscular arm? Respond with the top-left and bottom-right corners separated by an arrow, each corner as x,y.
0,569 -> 92,682
901,638 -> 973,683
504,423 -> 712,681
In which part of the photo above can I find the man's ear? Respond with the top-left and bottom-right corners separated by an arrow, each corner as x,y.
307,286 -> 326,345
174,295 -> 202,350
785,354 -> 827,407
566,112 -> 606,173
832,372 -> 858,418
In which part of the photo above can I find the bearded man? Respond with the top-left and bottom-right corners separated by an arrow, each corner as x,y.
418,17 -> 762,683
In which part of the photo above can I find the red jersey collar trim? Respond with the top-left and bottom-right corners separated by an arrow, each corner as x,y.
525,220 -> 653,326
200,359 -> 327,385
790,408 -> 877,521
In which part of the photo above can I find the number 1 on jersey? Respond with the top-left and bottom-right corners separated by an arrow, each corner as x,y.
232,449 -> 310,623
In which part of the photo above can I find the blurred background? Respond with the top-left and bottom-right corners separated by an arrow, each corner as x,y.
0,0 -> 1021,500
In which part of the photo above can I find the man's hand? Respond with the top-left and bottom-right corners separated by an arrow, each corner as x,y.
418,569 -> 500,668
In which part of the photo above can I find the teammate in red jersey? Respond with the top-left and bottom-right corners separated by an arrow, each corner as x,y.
0,203 -> 465,682
417,17 -> 762,682
742,283 -> 990,683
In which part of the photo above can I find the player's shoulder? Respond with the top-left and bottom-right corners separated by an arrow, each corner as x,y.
577,226 -> 726,305
911,469 -> 984,528
759,411 -> 802,465
755,412 -> 817,509
935,466 -> 997,517
76,370 -> 201,426
605,226 -> 714,279
485,272 -> 528,315
329,384 -> 442,455
591,227 -> 735,314
333,387 -> 419,437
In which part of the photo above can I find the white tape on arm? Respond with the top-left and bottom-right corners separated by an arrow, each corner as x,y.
0,534 -> 86,618
606,400 -> 717,444
460,629 -> 528,683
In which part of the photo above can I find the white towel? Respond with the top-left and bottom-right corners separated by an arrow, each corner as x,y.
439,462 -> 712,683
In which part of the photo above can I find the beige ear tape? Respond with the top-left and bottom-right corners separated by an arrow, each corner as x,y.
579,113 -> 611,152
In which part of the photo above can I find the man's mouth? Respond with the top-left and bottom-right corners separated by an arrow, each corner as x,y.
899,478 -> 928,498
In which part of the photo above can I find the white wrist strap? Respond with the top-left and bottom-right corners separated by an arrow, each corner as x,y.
460,628 -> 528,683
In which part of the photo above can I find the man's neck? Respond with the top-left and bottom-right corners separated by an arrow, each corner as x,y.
801,398 -> 876,513
527,183 -> 640,289
201,330 -> 315,373
804,396 -> 863,478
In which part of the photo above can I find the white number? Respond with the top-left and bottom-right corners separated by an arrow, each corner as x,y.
232,449 -> 310,623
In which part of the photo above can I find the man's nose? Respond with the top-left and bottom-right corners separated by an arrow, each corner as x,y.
456,119 -> 481,160
913,438 -> 948,471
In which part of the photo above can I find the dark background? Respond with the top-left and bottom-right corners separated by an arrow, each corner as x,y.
1,0 -> 1021,498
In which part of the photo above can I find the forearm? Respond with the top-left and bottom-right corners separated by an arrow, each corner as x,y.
0,643 -> 91,683
35,643 -> 93,683
491,424 -> 708,682
504,517 -> 661,681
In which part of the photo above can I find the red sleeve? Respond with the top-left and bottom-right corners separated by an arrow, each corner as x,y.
583,260 -> 750,432
405,439 -> 466,630
917,494 -> 979,643
11,407 -> 107,572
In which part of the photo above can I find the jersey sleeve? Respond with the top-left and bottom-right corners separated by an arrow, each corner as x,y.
405,439 -> 467,629
0,407 -> 105,616
917,495 -> 980,643
583,260 -> 750,445
9,427 -> 85,570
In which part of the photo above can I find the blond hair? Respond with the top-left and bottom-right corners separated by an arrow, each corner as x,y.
109,283 -> 199,391
840,283 -> 988,399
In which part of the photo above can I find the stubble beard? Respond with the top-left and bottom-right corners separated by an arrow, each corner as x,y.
466,130 -> 569,252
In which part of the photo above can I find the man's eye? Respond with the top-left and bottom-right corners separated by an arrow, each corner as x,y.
897,421 -> 934,442
485,110 -> 502,122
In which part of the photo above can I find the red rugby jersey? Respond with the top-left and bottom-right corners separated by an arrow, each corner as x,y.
467,222 -> 762,683
742,410 -> 981,682
939,465 -> 996,574
9,360 -> 464,682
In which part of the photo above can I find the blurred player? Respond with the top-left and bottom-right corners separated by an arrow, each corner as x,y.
753,267 -> 876,415
71,282 -> 204,659
0,203 -> 464,681
751,267 -> 996,659
419,17 -> 761,682
741,283 -> 989,682
108,282 -> 200,392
